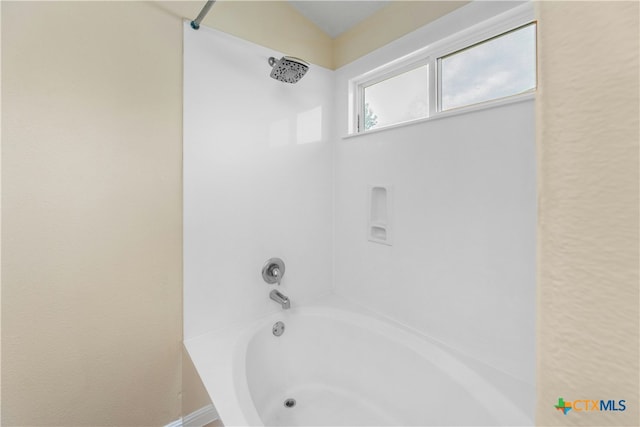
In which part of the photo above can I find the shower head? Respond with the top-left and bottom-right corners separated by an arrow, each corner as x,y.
268,56 -> 309,84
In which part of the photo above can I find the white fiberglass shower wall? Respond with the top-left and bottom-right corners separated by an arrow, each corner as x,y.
184,0 -> 535,421
183,24 -> 334,340
332,1 -> 536,413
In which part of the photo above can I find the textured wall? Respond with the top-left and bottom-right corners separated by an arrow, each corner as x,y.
536,1 -> 639,426
1,1 -> 183,424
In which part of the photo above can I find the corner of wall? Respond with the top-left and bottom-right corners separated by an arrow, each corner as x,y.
182,347 -> 213,416
161,0 -> 334,69
332,1 -> 470,69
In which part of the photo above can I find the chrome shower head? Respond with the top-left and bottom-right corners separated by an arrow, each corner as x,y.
268,56 -> 309,84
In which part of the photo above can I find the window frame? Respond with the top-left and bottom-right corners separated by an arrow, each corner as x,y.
351,54 -> 431,134
348,3 -> 536,135
435,22 -> 538,113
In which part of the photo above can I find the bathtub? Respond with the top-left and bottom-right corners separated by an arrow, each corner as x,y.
185,297 -> 532,426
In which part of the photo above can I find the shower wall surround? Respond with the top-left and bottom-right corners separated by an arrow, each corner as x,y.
184,0 -> 534,410
183,24 -> 334,340
332,0 -> 535,393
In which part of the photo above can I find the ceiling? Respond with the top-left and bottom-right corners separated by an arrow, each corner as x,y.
288,1 -> 391,38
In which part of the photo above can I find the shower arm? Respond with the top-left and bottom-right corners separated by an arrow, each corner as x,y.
190,0 -> 216,30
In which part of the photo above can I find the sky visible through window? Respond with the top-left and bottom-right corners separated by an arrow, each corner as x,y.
440,23 -> 536,111
360,23 -> 536,132
364,65 -> 428,130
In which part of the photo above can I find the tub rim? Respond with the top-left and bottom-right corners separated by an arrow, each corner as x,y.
230,303 -> 532,426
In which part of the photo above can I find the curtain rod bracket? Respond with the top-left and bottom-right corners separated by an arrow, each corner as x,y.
190,0 -> 216,31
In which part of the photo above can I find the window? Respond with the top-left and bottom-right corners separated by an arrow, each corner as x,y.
438,23 -> 536,111
362,64 -> 429,131
349,5 -> 536,134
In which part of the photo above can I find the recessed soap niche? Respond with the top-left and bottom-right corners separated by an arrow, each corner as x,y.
368,185 -> 392,245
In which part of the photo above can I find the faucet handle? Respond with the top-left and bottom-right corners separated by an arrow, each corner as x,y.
262,258 -> 285,285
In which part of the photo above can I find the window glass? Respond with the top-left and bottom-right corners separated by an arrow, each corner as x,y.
363,65 -> 428,131
439,23 -> 536,111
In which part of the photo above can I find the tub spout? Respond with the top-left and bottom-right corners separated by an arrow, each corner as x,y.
269,289 -> 290,309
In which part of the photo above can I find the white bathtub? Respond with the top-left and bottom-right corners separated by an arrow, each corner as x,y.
185,298 -> 532,426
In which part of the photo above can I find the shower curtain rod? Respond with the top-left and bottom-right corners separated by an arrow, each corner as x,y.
190,0 -> 216,30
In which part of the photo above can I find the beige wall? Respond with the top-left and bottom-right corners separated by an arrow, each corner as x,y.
333,1 -> 469,68
536,1 -> 639,426
3,0 -> 639,425
1,1 -> 184,425
161,1 -> 468,70
1,1 -> 334,424
160,0 -> 334,69
181,348 -> 212,416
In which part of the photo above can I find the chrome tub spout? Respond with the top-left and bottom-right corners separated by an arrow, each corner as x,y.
269,289 -> 290,309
